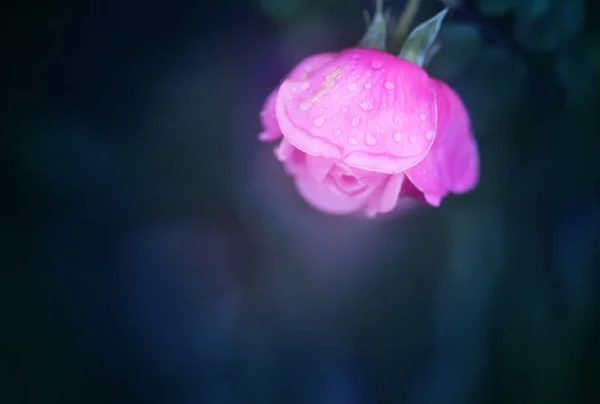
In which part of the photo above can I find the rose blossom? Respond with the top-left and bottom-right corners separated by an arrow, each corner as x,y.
259,48 -> 479,217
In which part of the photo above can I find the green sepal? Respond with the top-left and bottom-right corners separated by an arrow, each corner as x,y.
399,7 -> 449,67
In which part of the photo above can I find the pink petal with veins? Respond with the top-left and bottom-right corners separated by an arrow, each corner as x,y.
276,48 -> 437,174
404,80 -> 479,205
259,53 -> 337,143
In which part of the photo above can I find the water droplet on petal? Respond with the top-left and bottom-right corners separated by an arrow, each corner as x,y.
301,82 -> 311,90
334,129 -> 342,135
314,116 -> 326,127
347,82 -> 358,92
420,113 -> 427,120
384,81 -> 395,90
426,130 -> 435,140
409,135 -> 417,144
348,137 -> 358,145
393,132 -> 402,142
365,83 -> 372,89
300,102 -> 311,111
360,99 -> 374,111
351,116 -> 361,127
371,60 -> 383,70
365,134 -> 377,145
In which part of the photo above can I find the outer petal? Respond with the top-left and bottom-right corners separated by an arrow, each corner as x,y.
286,53 -> 338,81
259,53 -> 337,142
259,89 -> 281,141
274,139 -> 305,176
276,48 -> 438,174
439,82 -> 479,194
404,80 -> 479,205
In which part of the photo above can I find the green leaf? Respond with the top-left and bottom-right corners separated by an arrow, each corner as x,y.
358,0 -> 387,50
399,8 -> 449,67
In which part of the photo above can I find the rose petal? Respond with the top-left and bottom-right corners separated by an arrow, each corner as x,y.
305,154 -> 334,182
276,48 -> 437,174
286,53 -> 338,81
378,172 -> 405,213
275,139 -> 304,176
295,172 -> 366,215
259,90 -> 281,141
274,138 -> 297,162
332,172 -> 369,195
399,177 -> 427,203
404,80 -> 479,204
439,83 -> 480,194
259,53 -> 337,143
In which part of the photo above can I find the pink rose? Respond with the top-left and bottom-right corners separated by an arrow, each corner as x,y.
259,48 -> 479,217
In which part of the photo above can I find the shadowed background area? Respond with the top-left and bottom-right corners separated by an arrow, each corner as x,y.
2,0 -> 599,403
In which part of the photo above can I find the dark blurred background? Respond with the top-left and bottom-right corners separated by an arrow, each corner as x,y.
2,0 -> 599,403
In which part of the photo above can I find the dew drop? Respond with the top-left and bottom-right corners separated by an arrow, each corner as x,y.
365,134 -> 377,145
351,116 -> 361,127
420,113 -> 427,120
360,99 -> 374,111
409,135 -> 417,144
384,81 -> 395,90
347,82 -> 358,92
426,130 -> 435,140
300,102 -> 312,111
371,60 -> 383,70
334,129 -> 342,136
393,132 -> 403,142
314,116 -> 326,127
348,137 -> 358,145
364,83 -> 372,89
301,82 -> 311,90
